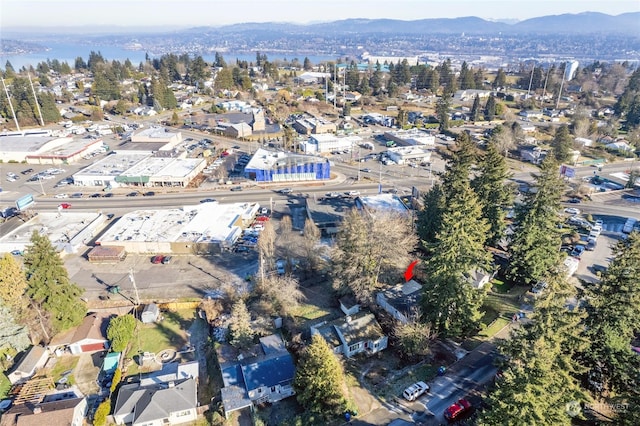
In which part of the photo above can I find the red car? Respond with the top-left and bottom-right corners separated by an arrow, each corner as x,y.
444,399 -> 472,421
58,203 -> 72,209
151,255 -> 165,264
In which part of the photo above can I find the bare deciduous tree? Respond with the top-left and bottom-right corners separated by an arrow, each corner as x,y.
332,210 -> 417,305
302,218 -> 324,272
257,220 -> 276,270
255,275 -> 305,317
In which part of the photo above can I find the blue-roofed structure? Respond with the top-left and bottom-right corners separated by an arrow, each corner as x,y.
244,148 -> 330,182
217,334 -> 296,418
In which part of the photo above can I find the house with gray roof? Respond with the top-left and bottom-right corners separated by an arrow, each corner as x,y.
112,377 -> 197,426
218,334 -> 295,418
311,309 -> 388,358
376,280 -> 422,324
7,345 -> 49,385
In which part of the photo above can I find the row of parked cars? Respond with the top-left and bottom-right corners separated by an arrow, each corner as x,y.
402,381 -> 473,421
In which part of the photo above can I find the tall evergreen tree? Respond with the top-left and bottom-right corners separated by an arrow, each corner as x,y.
23,232 -> 85,337
508,154 -> 564,285
581,232 -> 640,396
294,334 -> 349,418
416,183 -> 445,246
472,141 -> 514,247
484,94 -> 497,121
478,281 -> 588,425
551,125 -> 574,163
228,299 -> 254,349
421,178 -> 491,337
470,94 -> 481,121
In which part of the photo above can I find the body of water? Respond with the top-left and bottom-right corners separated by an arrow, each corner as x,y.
1,42 -> 343,70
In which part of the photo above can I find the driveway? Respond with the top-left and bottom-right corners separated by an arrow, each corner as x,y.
73,352 -> 102,396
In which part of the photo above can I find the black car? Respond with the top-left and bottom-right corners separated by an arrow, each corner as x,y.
230,186 -> 243,191
103,193 -> 114,198
126,192 -> 138,197
89,193 -> 101,198
143,191 -> 155,196
200,198 -> 217,203
21,168 -> 34,175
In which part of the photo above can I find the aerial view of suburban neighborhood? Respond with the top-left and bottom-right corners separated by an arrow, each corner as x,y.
0,1 -> 639,425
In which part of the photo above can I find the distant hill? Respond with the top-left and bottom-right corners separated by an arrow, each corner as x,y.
209,12 -> 639,36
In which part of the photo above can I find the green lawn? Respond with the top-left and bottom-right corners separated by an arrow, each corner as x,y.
0,373 -> 10,399
126,309 -> 194,374
290,303 -> 331,321
478,317 -> 511,339
48,356 -> 80,386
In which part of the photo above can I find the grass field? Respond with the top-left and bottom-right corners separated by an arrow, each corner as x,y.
48,356 -> 80,386
126,309 -> 194,374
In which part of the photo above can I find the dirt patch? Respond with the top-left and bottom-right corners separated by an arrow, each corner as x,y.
73,353 -> 102,395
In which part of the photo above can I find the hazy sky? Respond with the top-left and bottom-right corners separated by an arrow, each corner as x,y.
3,0 -> 639,28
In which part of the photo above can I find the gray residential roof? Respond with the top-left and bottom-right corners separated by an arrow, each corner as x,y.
139,361 -> 199,386
12,345 -> 47,374
378,280 -> 422,314
113,378 -> 196,424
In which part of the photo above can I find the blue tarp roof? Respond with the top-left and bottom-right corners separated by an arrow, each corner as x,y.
102,352 -> 121,374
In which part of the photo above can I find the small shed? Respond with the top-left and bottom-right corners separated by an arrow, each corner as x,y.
87,246 -> 127,263
7,345 -> 50,384
141,303 -> 160,324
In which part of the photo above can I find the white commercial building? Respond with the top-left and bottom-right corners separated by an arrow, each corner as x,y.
96,202 -> 261,254
303,134 -> 362,154
386,146 -> 432,165
131,126 -> 183,150
383,129 -> 435,147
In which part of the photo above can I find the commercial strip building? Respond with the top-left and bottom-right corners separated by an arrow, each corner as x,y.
385,146 -> 433,165
0,133 -> 104,164
383,129 -> 436,147
302,134 -> 363,154
0,211 -> 107,254
243,148 -> 330,182
130,126 -> 183,150
95,202 -> 261,254
72,151 -> 206,188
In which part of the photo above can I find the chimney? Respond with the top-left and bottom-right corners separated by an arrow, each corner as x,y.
168,381 -> 175,388
32,406 -> 42,414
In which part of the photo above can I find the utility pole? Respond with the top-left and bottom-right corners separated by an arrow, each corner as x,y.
28,73 -> 45,126
128,268 -> 141,306
1,77 -> 20,131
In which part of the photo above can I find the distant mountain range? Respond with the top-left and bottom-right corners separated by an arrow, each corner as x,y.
3,12 -> 639,37
198,12 -> 639,36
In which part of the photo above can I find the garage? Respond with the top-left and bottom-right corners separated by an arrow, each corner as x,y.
80,343 -> 106,353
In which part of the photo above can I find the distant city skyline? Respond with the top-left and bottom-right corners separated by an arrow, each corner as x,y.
2,0 -> 639,30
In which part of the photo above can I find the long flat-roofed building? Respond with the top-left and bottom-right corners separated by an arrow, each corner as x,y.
0,133 -> 103,164
244,148 -> 330,182
130,126 -> 182,150
303,134 -> 362,154
383,129 -> 435,147
72,151 -> 150,187
386,146 -> 432,165
114,156 -> 206,188
95,202 -> 260,254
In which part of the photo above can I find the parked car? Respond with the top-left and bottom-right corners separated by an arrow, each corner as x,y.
276,259 -> 286,275
345,190 -> 360,197
54,193 -> 68,199
103,193 -> 114,198
531,281 -> 548,294
571,245 -> 586,259
325,192 -> 340,198
591,264 -> 608,274
566,198 -> 582,204
260,207 -> 269,215
70,192 -> 83,198
126,192 -> 138,197
143,191 -> 155,197
161,255 -> 172,264
402,381 -> 429,402
564,207 -> 581,215
279,188 -> 293,194
586,239 -> 597,251
444,399 -> 472,421
230,186 -> 243,192
89,193 -> 101,198
151,255 -> 165,264
10,250 -> 23,256
21,168 -> 34,175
